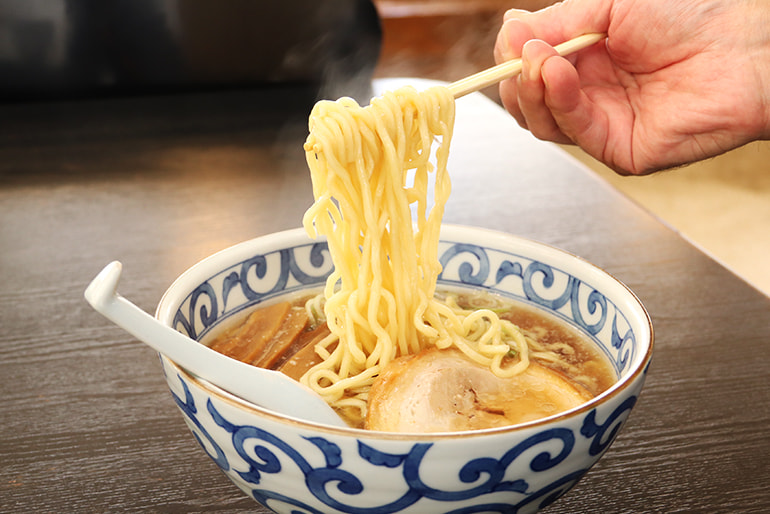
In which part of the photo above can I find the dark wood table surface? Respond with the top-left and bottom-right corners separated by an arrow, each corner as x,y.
2,78 -> 769,513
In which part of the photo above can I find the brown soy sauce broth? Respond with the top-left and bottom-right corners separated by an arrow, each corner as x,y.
201,289 -> 327,378
441,289 -> 617,397
204,288 -> 617,425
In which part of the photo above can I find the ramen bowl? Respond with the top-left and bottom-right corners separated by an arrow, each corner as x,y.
155,224 -> 653,514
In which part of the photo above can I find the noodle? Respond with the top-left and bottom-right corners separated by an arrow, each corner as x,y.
301,86 -> 532,418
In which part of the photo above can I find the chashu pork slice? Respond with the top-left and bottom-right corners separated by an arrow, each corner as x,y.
365,348 -> 592,433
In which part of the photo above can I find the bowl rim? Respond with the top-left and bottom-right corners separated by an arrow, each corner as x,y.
156,224 -> 654,440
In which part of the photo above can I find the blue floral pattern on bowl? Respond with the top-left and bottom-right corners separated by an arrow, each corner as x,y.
156,225 -> 652,514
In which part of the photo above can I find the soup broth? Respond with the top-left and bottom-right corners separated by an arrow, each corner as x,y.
204,289 -> 616,430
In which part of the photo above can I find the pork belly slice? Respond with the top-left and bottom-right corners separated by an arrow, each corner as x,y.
365,348 -> 592,433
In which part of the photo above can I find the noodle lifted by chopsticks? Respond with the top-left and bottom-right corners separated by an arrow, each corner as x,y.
301,85 -> 531,419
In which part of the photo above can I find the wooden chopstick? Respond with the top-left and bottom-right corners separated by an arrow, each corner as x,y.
447,33 -> 606,98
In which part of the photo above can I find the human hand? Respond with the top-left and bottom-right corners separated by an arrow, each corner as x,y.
494,0 -> 770,175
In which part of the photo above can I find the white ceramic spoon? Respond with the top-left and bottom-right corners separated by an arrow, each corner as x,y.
84,261 -> 347,428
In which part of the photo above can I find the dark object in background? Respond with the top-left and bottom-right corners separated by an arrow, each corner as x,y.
0,0 -> 382,102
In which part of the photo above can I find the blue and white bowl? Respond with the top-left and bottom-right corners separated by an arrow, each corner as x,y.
155,224 -> 653,514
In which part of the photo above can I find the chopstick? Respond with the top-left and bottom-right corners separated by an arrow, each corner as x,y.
447,33 -> 606,98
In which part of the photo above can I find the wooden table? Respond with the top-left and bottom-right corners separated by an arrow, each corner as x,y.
2,78 -> 769,513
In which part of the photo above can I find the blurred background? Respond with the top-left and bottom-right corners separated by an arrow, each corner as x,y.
373,0 -> 770,297
0,0 -> 766,296
0,0 -> 382,101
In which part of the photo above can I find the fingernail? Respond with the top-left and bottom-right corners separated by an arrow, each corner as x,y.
522,41 -> 540,82
541,58 -> 552,90
521,54 -> 530,82
499,20 -> 514,58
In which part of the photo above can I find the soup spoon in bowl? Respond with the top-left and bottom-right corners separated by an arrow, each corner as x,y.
84,261 -> 348,428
